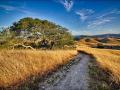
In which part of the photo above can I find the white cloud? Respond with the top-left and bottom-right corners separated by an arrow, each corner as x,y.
0,5 -> 16,11
72,30 -> 92,35
98,9 -> 120,19
76,9 -> 94,21
97,29 -> 120,34
88,17 -> 114,28
60,0 -> 74,11
108,9 -> 120,15
88,9 -> 120,28
0,4 -> 32,15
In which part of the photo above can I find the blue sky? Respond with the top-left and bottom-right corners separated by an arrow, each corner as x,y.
0,0 -> 120,35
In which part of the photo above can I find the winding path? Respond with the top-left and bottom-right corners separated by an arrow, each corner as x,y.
39,54 -> 90,90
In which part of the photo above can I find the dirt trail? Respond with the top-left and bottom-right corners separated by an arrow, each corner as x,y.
39,54 -> 90,90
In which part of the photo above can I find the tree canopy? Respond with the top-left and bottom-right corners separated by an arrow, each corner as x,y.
0,17 -> 74,49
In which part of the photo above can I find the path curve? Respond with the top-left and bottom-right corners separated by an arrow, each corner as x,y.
39,54 -> 90,90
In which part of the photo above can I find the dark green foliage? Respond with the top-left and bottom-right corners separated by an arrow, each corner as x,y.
97,43 -> 104,48
85,38 -> 90,42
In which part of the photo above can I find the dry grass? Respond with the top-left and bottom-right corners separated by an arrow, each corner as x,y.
0,50 -> 77,87
76,37 -> 120,47
77,46 -> 120,84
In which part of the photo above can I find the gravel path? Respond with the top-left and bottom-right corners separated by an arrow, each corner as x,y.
39,54 -> 90,90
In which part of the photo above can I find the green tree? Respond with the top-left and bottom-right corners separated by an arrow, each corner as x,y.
9,17 -> 74,48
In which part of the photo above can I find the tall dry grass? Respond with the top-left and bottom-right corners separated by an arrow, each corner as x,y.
77,46 -> 120,83
0,50 -> 77,87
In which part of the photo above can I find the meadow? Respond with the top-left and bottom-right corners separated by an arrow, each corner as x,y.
0,50 -> 77,87
1,39 -> 120,89
77,46 -> 120,84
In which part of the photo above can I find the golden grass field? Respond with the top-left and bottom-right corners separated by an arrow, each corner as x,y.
77,46 -> 120,84
1,43 -> 120,88
0,50 -> 77,87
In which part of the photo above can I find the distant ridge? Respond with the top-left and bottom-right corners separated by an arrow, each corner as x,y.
74,34 -> 120,40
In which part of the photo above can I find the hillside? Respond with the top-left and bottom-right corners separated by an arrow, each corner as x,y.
76,36 -> 120,50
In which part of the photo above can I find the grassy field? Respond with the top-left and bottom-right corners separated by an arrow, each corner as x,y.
77,46 -> 120,84
1,44 -> 120,89
0,50 -> 77,87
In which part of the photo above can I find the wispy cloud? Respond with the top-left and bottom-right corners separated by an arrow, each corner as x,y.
60,0 -> 74,12
88,9 -> 120,28
88,17 -> 114,28
0,5 -> 16,11
76,9 -> 94,21
98,9 -> 120,18
0,4 -> 32,15
98,29 -> 120,34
